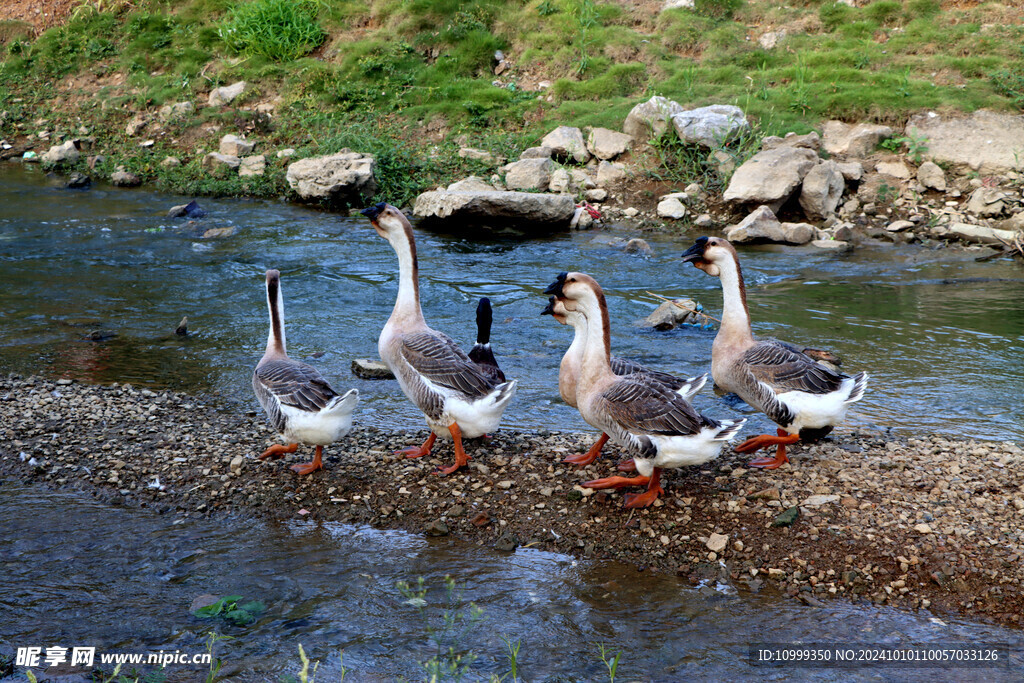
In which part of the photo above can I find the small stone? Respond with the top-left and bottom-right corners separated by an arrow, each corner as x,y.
470,511 -> 491,527
886,219 -> 915,232
496,480 -> 513,489
695,213 -> 714,228
495,532 -> 519,552
277,148 -> 296,159
624,238 -> 652,256
841,496 -> 858,509
772,506 -> 800,527
425,519 -> 449,537
208,81 -> 247,107
160,156 -> 181,168
706,533 -> 728,553
623,207 -> 639,218
585,188 -> 607,202
801,494 -> 839,507
914,523 -> 932,534
657,197 -> 687,219
110,168 -> 142,187
239,155 -> 266,177
747,487 -> 780,501
351,359 -> 395,380
220,134 -> 255,157
66,172 -> 90,189
768,568 -> 786,580
200,226 -> 236,239
230,455 -> 243,472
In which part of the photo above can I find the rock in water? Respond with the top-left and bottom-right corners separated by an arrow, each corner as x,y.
286,152 -> 376,203
175,317 -> 188,336
66,172 -> 91,189
351,359 -> 395,380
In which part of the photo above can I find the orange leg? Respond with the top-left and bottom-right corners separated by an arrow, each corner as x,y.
260,442 -> 298,460
396,432 -> 437,459
583,469 -> 664,509
436,422 -> 468,476
290,445 -> 324,476
616,459 -> 637,472
735,428 -> 800,469
564,433 -> 609,466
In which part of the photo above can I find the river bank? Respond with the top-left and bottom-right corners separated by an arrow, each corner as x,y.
3,375 -> 1022,630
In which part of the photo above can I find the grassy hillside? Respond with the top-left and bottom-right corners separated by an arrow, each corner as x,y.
1,0 -> 1022,203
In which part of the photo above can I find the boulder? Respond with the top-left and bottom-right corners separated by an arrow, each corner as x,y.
168,200 -> 206,218
917,161 -> 946,192
811,239 -> 852,251
644,299 -> 700,329
412,189 -> 576,228
624,238 -> 653,255
835,161 -> 863,182
541,126 -> 590,164
277,148 -> 296,158
286,151 -> 376,202
671,104 -> 749,148
875,159 -> 912,180
585,188 -> 608,202
125,116 -> 148,137
446,176 -> 494,192
622,95 -> 684,141
41,140 -> 80,166
761,131 -> 821,151
504,158 -> 554,190
596,160 -> 627,186
965,187 -> 1007,217
110,167 -> 141,187
458,147 -> 496,164
758,30 -> 786,49
946,222 -> 1020,245
822,121 -> 893,157
519,146 -> 553,159
220,134 -> 255,157
1002,212 -> 1024,232
906,110 -> 1024,174
160,156 -> 181,168
239,154 -> 266,177
723,147 -> 818,205
886,220 -> 915,232
799,160 -> 845,219
158,101 -> 194,122
569,168 -> 595,189
208,81 -> 247,107
657,196 -> 687,219
549,167 -> 570,193
726,205 -> 815,244
65,172 -> 90,189
202,152 -> 240,172
200,226 -> 236,239
586,127 -> 633,160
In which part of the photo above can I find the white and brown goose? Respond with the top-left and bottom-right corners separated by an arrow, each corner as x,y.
547,272 -> 744,508
681,236 -> 868,469
253,269 -> 359,475
361,203 -> 516,475
541,293 -> 707,467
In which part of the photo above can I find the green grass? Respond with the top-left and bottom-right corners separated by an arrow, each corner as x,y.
1,0 -> 1022,203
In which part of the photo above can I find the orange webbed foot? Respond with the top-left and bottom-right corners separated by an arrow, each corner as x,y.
260,443 -> 298,460
397,432 -> 437,459
748,449 -> 789,469
734,435 -> 780,454
616,459 -> 637,472
563,433 -> 609,466
289,445 -> 324,475
623,486 -> 664,509
582,474 -> 651,491
434,422 -> 468,476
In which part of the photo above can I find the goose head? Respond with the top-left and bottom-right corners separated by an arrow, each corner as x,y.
681,236 -> 736,277
361,202 -> 412,243
541,295 -> 577,326
543,271 -> 604,319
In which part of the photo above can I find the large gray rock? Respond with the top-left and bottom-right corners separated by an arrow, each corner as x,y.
110,167 -> 142,187
622,96 -> 684,141
41,140 -> 80,166
906,110 -> 1024,174
656,196 -> 687,219
458,147 -> 497,164
586,127 -> 633,160
917,161 -> 946,191
208,81 -> 247,107
239,155 -> 266,177
158,101 -> 194,122
286,151 -> 376,201
202,152 -> 240,172
822,121 -> 893,157
726,205 -> 815,244
946,222 -> 1020,245
413,189 -> 576,227
596,160 -> 627,186
541,126 -> 590,164
723,147 -> 818,205
965,187 -> 1007,217
446,176 -> 494,192
643,299 -> 700,329
799,160 -> 845,219
761,131 -> 821,151
220,134 -> 255,157
671,105 -> 749,148
504,158 -> 554,190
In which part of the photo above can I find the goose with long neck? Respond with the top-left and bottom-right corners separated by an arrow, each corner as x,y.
541,294 -> 707,467
253,269 -> 359,475
681,236 -> 868,468
362,203 -> 517,475
546,272 -> 744,508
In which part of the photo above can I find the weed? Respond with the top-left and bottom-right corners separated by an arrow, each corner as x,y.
397,576 -> 486,682
192,594 -> 267,625
880,132 -> 929,164
219,0 -> 325,61
877,182 -> 898,204
694,0 -> 744,21
501,636 -> 521,682
204,631 -> 233,683
597,643 -> 622,683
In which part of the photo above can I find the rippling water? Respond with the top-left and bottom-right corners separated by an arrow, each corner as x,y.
2,485 -> 1022,681
1,164 -> 1022,442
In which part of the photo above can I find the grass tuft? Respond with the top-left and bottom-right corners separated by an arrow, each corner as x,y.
219,0 -> 326,61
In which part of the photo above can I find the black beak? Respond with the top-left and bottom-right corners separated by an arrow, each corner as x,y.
540,296 -> 556,316
543,272 -> 568,296
681,241 -> 705,264
360,202 -> 387,221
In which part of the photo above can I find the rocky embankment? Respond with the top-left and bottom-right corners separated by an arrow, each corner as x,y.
2,375 -> 1022,629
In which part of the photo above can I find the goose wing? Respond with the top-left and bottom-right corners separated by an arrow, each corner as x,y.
401,331 -> 496,398
738,340 -> 847,425
253,359 -> 339,432
599,376 -> 709,437
610,355 -> 648,375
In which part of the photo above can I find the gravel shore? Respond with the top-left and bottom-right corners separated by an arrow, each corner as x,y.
2,375 -> 1022,629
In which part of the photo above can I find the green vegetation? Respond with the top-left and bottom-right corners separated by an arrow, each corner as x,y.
1,0 -> 1022,204
192,594 -> 267,625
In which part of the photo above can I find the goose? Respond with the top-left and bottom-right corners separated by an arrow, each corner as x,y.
467,297 -> 505,384
681,236 -> 868,469
362,203 -> 516,475
253,269 -> 359,475
541,295 -> 707,467
546,272 -> 744,508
